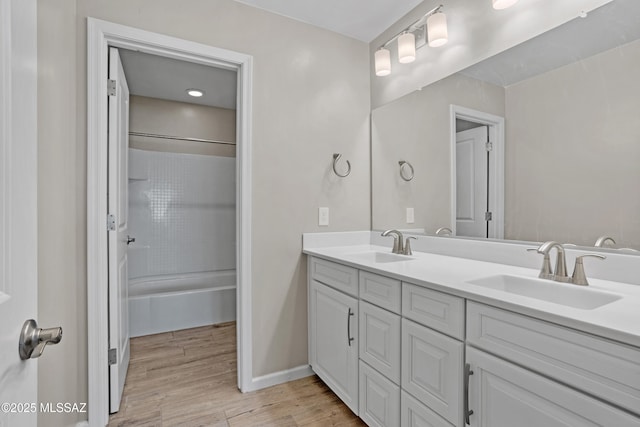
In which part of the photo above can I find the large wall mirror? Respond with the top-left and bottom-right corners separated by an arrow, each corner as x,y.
371,0 -> 640,251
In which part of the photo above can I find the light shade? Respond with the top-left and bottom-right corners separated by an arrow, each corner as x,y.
398,32 -> 416,64
375,48 -> 391,76
492,0 -> 519,9
427,11 -> 448,47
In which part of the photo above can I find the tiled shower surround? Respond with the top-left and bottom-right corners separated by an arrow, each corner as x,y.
128,148 -> 236,280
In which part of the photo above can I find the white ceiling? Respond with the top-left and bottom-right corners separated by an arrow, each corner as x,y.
460,0 -> 640,87
119,49 -> 238,109
233,0 -> 423,42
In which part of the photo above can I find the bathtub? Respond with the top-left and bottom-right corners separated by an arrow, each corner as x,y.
128,270 -> 236,337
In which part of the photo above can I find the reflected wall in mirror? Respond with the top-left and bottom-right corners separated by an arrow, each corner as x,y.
371,0 -> 640,250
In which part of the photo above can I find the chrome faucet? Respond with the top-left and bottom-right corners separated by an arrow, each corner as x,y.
594,236 -> 616,248
435,227 -> 453,236
381,229 -> 404,254
536,241 -> 570,282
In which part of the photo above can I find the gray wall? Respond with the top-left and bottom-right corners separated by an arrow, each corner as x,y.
37,1 -> 370,425
129,95 -> 237,157
504,38 -> 640,248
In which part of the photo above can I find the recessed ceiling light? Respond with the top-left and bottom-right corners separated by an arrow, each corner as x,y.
492,0 -> 519,10
186,89 -> 204,97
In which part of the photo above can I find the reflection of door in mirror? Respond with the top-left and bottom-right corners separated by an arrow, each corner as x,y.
456,125 -> 489,238
450,105 -> 504,240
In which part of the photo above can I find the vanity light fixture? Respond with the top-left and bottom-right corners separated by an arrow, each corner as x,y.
186,88 -> 204,97
374,5 -> 447,77
492,0 -> 519,10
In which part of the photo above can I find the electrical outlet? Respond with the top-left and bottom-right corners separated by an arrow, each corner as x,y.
318,207 -> 329,226
406,207 -> 415,224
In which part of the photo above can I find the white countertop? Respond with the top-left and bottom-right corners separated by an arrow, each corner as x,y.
303,243 -> 640,348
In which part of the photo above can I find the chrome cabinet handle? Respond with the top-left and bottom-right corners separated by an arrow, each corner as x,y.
127,235 -> 136,245
19,319 -> 62,360
464,363 -> 474,425
347,308 -> 355,346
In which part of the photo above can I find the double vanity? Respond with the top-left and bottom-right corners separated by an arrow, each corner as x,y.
303,231 -> 640,427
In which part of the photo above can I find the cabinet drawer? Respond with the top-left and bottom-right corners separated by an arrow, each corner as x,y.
359,300 -> 401,384
402,319 -> 463,426
467,302 -> 640,416
309,257 -> 358,297
402,282 -> 465,340
359,361 -> 400,427
359,271 -> 401,313
401,391 -> 454,427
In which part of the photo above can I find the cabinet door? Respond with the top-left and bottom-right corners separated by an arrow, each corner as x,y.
466,346 -> 640,427
360,300 -> 401,384
359,361 -> 400,427
309,280 -> 359,415
402,319 -> 463,426
401,391 -> 455,427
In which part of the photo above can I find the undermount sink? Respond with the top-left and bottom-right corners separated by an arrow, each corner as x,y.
467,275 -> 622,310
346,251 -> 415,264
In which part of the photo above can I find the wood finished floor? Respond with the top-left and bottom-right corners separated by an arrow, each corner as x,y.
108,322 -> 365,427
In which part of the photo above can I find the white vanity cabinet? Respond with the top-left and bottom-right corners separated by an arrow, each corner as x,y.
307,255 -> 640,427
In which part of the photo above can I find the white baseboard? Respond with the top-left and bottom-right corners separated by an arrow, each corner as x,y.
246,364 -> 314,392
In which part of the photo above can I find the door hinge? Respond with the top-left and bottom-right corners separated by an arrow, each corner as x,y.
485,141 -> 493,152
107,79 -> 116,96
485,211 -> 493,221
108,348 -> 117,365
107,214 -> 116,231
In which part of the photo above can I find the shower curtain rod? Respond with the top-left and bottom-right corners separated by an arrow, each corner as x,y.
129,131 -> 235,146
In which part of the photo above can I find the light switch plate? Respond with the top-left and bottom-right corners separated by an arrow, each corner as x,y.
406,207 -> 415,224
319,207 -> 329,226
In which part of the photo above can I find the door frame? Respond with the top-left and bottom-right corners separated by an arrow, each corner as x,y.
449,105 -> 505,239
87,18 -> 253,426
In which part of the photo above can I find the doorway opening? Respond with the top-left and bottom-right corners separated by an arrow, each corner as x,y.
87,19 -> 253,427
107,45 -> 240,414
449,105 -> 505,239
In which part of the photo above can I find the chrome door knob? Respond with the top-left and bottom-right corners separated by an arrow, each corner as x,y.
18,319 -> 62,360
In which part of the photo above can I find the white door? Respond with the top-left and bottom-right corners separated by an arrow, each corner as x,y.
309,280 -> 359,415
0,0 -> 38,425
456,126 -> 489,238
108,47 -> 131,413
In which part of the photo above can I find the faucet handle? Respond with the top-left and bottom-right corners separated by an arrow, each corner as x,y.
571,254 -> 606,286
404,236 -> 417,255
527,248 -> 553,280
